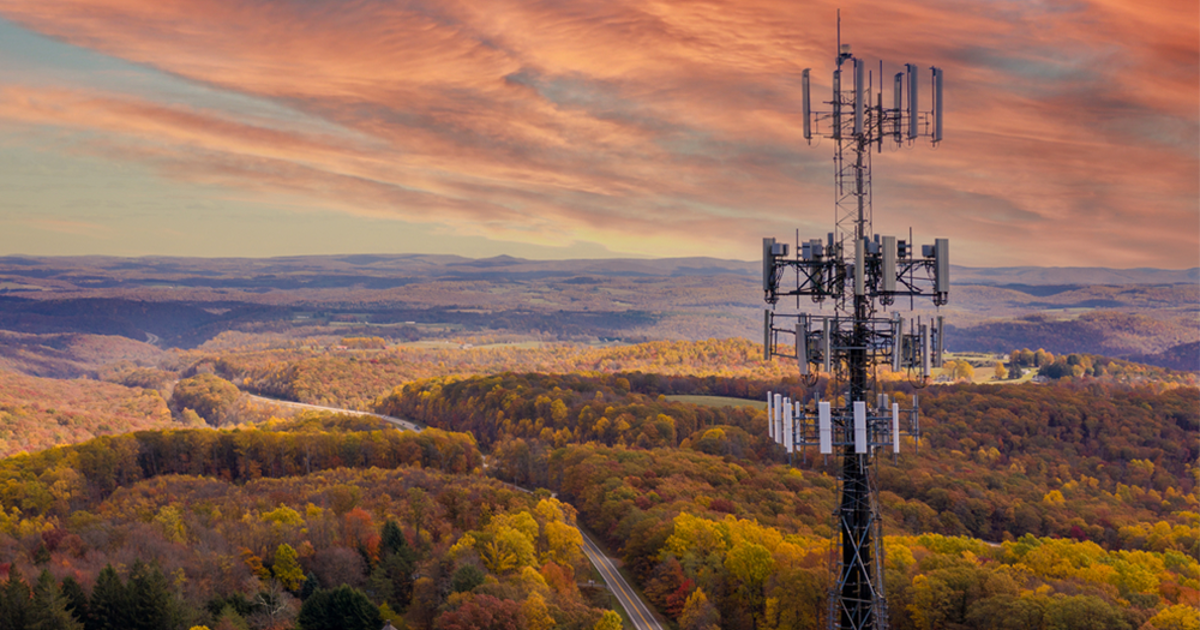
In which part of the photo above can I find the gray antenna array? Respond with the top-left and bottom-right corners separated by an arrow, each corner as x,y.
760,15 -> 947,630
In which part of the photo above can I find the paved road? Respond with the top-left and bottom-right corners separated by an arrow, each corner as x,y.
248,393 -> 661,628
246,394 -> 422,432
580,531 -> 663,630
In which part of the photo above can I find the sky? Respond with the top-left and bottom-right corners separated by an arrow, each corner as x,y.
0,0 -> 1196,268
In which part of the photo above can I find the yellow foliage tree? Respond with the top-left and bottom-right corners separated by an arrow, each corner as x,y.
520,591 -> 555,630
273,543 -> 305,591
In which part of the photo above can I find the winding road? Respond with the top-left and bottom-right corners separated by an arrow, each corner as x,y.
580,530 -> 664,630
245,392 -> 662,629
246,394 -> 422,432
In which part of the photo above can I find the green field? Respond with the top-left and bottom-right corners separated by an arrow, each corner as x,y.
665,394 -> 767,410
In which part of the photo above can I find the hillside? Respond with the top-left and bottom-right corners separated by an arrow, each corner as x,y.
0,374 -> 1193,630
0,256 -> 1195,370
0,368 -> 175,456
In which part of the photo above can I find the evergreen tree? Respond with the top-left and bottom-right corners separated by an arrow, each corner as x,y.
30,570 -> 84,630
380,520 -> 406,557
32,543 -> 51,566
59,577 -> 88,624
298,573 -> 320,601
370,519 -> 416,610
0,567 -> 32,630
127,561 -> 174,630
87,565 -> 129,630
367,552 -> 414,610
450,564 -> 485,594
296,586 -> 381,630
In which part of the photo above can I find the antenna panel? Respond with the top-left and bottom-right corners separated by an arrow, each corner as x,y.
932,67 -> 944,143
882,236 -> 896,292
853,58 -> 865,136
763,309 -> 771,360
762,237 -> 776,292
854,238 -> 865,295
777,393 -> 787,441
854,401 -> 867,454
797,318 -> 808,375
802,69 -> 813,140
832,69 -> 842,141
934,238 -> 949,294
906,63 -> 919,139
891,313 -> 903,371
784,399 -> 794,453
936,315 -> 945,368
819,401 -> 832,454
891,403 -> 900,453
767,390 -> 775,441
822,319 -> 832,373
920,323 -> 931,377
893,72 -> 904,142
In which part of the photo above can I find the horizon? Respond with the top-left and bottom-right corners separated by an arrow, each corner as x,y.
0,1 -> 1197,268
2,250 -> 1198,275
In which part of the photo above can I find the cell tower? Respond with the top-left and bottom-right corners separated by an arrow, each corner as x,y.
761,17 -> 948,630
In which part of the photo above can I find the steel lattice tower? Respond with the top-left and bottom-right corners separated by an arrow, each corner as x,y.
760,19 -> 948,630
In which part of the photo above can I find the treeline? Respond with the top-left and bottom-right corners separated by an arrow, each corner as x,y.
1001,348 -> 1197,384
0,425 -> 481,519
487,441 -> 1199,630
379,372 -> 1197,543
377,372 -> 775,454
0,463 -> 615,630
202,338 -> 797,410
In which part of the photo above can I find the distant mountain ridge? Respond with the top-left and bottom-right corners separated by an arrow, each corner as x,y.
950,266 -> 1199,286
0,254 -> 1195,287
0,255 -> 1194,369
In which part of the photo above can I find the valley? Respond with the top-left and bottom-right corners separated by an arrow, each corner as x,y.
0,256 -> 1194,630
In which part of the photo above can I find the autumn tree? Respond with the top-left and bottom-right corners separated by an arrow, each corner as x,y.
678,588 -> 720,630
593,610 -> 623,630
274,544 -> 305,592
435,594 -> 521,630
994,361 -> 1008,380
171,373 -> 241,425
520,592 -> 555,630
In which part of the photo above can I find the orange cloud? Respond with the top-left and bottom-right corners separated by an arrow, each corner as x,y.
0,0 -> 1194,266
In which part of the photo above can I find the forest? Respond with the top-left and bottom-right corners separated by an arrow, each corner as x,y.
0,364 -> 1193,629
0,323 -> 1195,630
0,419 -> 619,630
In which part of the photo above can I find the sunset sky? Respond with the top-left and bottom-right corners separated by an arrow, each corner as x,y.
0,0 -> 1196,268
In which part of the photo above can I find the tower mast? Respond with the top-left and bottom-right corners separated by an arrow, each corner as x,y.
761,22 -> 948,630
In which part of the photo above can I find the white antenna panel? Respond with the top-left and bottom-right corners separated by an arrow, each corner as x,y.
777,391 -> 787,444
784,398 -> 794,453
882,236 -> 896,292
819,401 -> 832,454
767,390 -> 775,441
891,403 -> 900,453
854,401 -> 867,454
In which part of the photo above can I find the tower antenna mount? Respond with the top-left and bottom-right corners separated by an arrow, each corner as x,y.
760,19 -> 948,630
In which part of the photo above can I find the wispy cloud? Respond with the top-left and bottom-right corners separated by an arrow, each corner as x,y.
0,0 -> 1195,266
19,217 -> 112,236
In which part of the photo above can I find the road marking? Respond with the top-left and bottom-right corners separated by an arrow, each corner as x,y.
582,533 -> 659,630
242,393 -> 659,628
